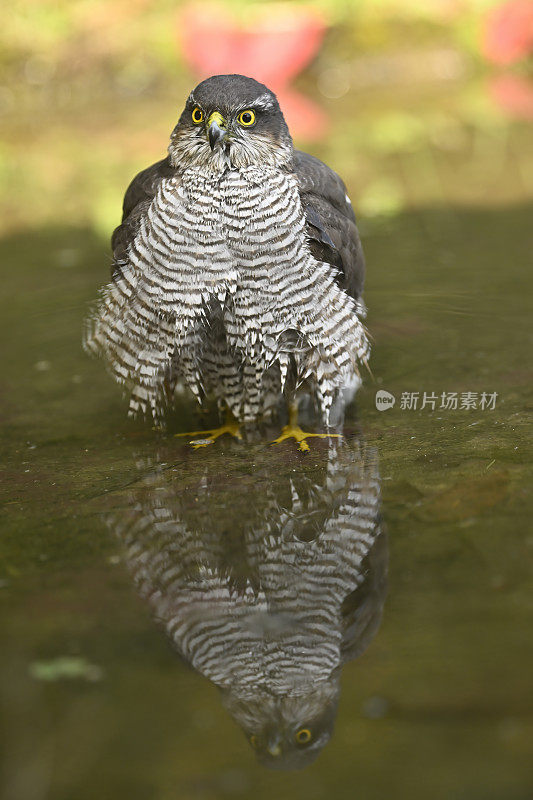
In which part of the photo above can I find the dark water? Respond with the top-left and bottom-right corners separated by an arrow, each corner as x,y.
1,54 -> 533,797
1,200 -> 531,799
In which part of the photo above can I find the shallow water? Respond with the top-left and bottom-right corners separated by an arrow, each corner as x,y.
1,72 -> 532,800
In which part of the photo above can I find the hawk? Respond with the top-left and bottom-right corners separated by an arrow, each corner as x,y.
85,74 -> 369,447
109,441 -> 386,769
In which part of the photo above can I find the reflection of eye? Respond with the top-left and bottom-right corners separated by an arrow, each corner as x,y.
238,109 -> 256,127
250,735 -> 260,749
191,107 -> 204,124
295,728 -> 312,744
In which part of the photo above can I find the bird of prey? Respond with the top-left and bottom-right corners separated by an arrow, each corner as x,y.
109,440 -> 387,770
84,74 -> 369,449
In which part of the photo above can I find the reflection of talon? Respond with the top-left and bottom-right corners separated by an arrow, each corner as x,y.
271,405 -> 342,453
190,437 -> 216,449
175,413 -> 242,449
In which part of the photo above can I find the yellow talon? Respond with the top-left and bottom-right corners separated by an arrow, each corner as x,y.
175,413 -> 242,449
271,405 -> 342,452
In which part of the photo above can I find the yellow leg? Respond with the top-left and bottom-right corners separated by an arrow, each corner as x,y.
271,404 -> 342,453
175,410 -> 242,449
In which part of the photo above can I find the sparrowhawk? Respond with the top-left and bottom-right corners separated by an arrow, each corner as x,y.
84,74 -> 369,445
110,441 -> 386,769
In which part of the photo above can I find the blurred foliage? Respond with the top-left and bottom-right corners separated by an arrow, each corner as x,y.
0,0 -> 509,73
29,655 -> 104,682
0,0 -> 531,233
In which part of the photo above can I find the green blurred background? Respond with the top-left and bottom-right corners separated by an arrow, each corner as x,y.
1,0 -> 531,237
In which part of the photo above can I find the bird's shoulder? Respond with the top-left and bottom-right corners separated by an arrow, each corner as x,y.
111,156 -> 176,279
121,155 -> 176,219
293,149 -> 365,300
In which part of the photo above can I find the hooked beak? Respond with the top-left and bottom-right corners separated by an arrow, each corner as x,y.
267,736 -> 282,758
207,111 -> 227,150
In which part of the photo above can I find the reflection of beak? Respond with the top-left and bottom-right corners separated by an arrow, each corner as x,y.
267,737 -> 282,757
207,111 -> 227,150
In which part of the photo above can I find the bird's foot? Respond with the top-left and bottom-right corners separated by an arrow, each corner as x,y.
175,420 -> 242,449
271,423 -> 342,453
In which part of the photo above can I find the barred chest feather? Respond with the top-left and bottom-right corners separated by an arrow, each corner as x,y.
109,443 -> 383,698
85,164 -> 369,423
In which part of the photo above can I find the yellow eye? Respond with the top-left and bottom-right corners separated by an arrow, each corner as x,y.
191,107 -> 203,124
250,735 -> 259,749
295,728 -> 312,744
238,109 -> 256,127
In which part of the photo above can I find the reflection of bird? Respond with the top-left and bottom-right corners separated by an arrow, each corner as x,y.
110,441 -> 387,770
85,74 -> 369,446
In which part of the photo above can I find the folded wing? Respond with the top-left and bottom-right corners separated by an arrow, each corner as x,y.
294,150 -> 365,301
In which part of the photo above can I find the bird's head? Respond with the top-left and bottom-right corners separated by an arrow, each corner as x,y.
169,74 -> 293,171
221,678 -> 340,771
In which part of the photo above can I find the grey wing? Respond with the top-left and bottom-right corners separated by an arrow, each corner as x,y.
110,156 -> 175,280
340,525 -> 388,663
294,150 -> 365,300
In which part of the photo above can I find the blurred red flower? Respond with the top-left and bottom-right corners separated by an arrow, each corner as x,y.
490,73 -> 533,118
178,3 -> 326,86
483,0 -> 533,64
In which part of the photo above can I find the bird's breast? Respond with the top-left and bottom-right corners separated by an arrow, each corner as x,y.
176,167 -> 307,264
135,166 -> 312,331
